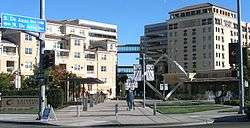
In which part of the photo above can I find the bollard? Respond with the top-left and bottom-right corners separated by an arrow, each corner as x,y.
115,104 -> 118,119
153,102 -> 156,116
82,98 -> 88,111
77,105 -> 80,117
90,98 -> 94,107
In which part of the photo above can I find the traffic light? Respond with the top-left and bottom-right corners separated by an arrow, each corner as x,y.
43,50 -> 55,69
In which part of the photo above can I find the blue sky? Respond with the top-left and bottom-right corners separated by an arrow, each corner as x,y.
0,0 -> 249,65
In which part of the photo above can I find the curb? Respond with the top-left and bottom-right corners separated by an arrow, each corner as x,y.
89,120 -> 214,127
0,120 -> 58,126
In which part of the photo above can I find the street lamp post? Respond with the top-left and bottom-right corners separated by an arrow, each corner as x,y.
38,0 -> 46,119
237,0 -> 245,114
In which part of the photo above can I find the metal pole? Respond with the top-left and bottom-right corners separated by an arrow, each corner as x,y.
38,0 -> 46,119
237,0 -> 245,114
153,102 -> 156,115
143,53 -> 146,108
163,79 -> 166,98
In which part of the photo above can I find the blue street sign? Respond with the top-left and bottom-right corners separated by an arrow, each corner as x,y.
0,13 -> 46,33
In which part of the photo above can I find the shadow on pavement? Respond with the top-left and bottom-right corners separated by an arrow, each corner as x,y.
213,115 -> 249,122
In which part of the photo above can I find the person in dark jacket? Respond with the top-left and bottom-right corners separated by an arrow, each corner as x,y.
126,88 -> 134,111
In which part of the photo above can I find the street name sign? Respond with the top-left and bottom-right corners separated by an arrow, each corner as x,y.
133,64 -> 142,81
125,78 -> 138,90
146,64 -> 154,81
0,13 -> 46,33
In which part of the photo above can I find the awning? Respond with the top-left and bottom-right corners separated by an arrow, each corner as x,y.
68,77 -> 104,84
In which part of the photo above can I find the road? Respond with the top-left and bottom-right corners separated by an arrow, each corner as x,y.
0,122 -> 249,128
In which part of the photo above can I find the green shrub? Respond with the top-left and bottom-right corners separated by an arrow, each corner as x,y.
47,89 -> 64,108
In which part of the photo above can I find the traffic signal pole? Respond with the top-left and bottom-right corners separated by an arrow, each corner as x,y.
38,0 -> 46,120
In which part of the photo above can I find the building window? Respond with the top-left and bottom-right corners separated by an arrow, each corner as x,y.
88,84 -> 92,91
192,29 -> 196,35
25,62 -> 32,68
169,32 -> 173,37
101,66 -> 107,72
203,53 -> 206,58
203,36 -> 206,42
75,39 -> 81,46
215,18 -> 221,25
173,23 -> 178,29
196,10 -> 201,14
191,11 -> 196,15
222,62 -> 225,67
25,34 -> 32,41
181,13 -> 185,17
70,29 -> 75,33
221,28 -> 224,34
169,24 -> 173,30
85,54 -> 95,59
25,48 -> 32,54
203,45 -> 206,49
202,9 -> 208,13
87,65 -> 94,73
101,55 -> 107,60
110,44 -> 113,50
222,53 -> 225,59
80,30 -> 85,35
174,32 -> 178,37
74,52 -> 80,58
74,64 -> 80,71
221,37 -> 224,42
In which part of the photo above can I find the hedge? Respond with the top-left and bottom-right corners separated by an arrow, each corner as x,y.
223,100 -> 240,106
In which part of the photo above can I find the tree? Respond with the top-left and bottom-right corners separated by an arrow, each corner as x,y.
21,75 -> 38,90
0,73 -> 14,91
44,65 -> 77,89
116,74 -> 128,97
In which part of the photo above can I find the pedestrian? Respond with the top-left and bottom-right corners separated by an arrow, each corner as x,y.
127,88 -> 134,111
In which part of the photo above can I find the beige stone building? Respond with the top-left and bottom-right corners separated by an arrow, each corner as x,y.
1,19 -> 117,98
142,3 -> 250,74
0,31 -> 19,74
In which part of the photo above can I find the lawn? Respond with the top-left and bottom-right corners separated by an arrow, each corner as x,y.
157,105 -> 228,114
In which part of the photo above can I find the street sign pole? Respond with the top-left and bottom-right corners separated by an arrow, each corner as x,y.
143,53 -> 146,108
38,0 -> 46,120
237,0 -> 245,114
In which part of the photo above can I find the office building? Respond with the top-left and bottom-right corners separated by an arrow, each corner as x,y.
142,3 -> 250,74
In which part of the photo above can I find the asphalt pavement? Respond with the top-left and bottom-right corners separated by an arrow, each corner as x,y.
0,122 -> 249,128
0,100 -> 249,127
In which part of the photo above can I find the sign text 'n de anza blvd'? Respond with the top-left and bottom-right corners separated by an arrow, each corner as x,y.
0,13 -> 46,33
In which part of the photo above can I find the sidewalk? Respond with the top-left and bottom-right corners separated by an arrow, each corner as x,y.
0,100 -> 246,127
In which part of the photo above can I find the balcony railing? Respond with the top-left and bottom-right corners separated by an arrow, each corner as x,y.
3,52 -> 17,56
7,67 -> 14,73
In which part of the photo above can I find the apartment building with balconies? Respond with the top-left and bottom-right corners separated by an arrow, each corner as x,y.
1,19 -> 117,98
0,32 -> 19,74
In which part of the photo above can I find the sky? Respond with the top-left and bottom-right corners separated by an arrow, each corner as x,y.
0,0 -> 250,65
